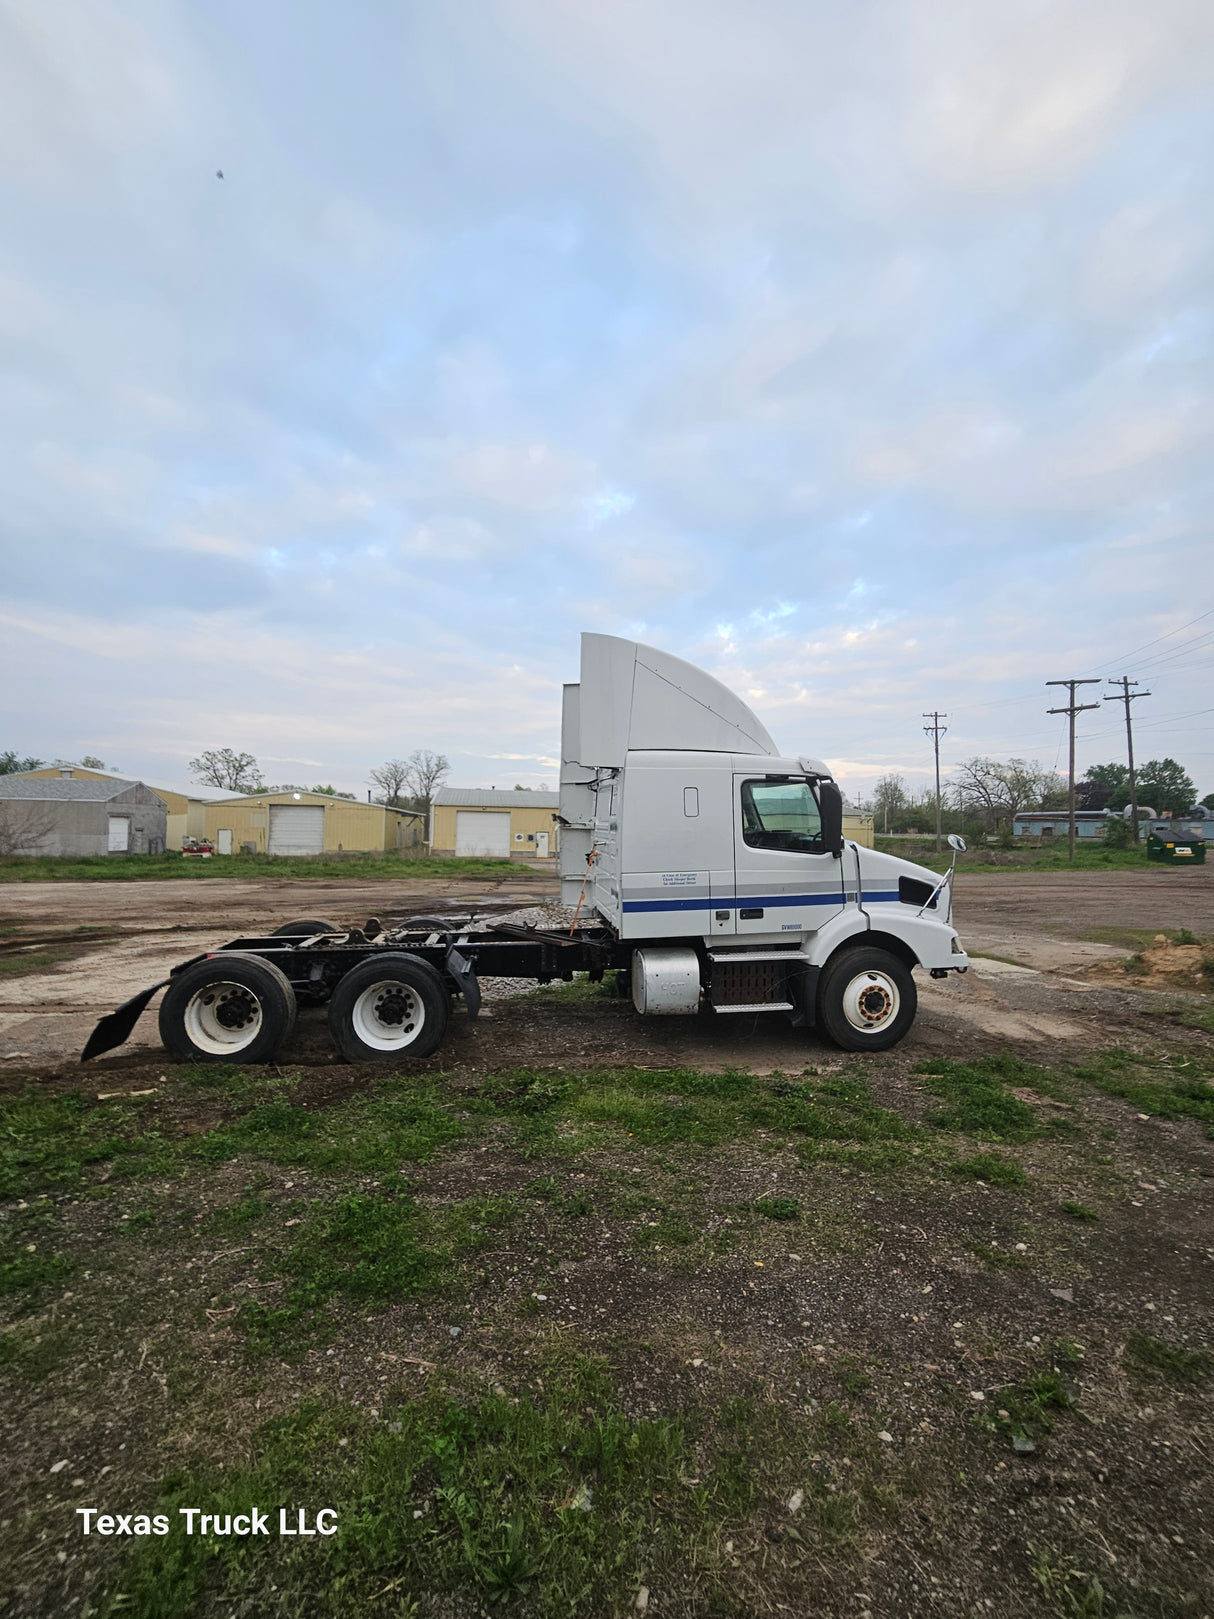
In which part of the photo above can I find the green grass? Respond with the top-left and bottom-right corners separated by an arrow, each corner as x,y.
1059,1200 -> 1098,1221
472,1065 -> 920,1161
0,852 -> 521,883
751,1194 -> 801,1221
1070,1050 -> 1214,1137
878,840 -> 1152,875
950,1153 -> 1028,1187
0,945 -> 82,977
102,1346 -> 893,1619
0,1076 -> 467,1201
916,1055 -> 1048,1143
979,1366 -> 1079,1450
1126,1330 -> 1212,1384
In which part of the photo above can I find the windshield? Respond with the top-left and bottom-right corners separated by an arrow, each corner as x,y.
741,779 -> 823,852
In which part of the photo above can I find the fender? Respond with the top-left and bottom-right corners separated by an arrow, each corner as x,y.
800,908 -> 871,968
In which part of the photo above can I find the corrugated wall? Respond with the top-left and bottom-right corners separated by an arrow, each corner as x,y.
204,795 -> 421,854
430,803 -> 559,857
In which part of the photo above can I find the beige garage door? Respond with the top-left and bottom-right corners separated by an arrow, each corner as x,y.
455,811 -> 510,857
268,805 -> 325,856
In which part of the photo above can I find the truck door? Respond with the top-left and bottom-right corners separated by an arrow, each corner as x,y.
733,775 -> 846,937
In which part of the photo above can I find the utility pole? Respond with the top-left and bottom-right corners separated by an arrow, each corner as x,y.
1046,679 -> 1101,862
1104,677 -> 1150,842
923,712 -> 948,851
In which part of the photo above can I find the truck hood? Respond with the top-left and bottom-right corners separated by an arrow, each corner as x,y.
853,844 -> 953,896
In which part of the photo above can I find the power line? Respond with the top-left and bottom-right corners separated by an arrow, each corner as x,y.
1088,606 -> 1214,673
1046,679 -> 1101,863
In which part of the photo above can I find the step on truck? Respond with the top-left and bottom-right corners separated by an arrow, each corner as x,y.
83,634 -> 968,1066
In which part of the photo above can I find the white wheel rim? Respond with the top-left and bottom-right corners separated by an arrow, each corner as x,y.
183,981 -> 264,1055
351,981 -> 425,1051
840,969 -> 900,1034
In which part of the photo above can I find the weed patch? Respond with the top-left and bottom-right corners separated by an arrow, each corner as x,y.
1126,1331 -> 1212,1385
916,1056 -> 1045,1142
981,1364 -> 1080,1451
950,1152 -> 1028,1187
1070,1051 -> 1214,1137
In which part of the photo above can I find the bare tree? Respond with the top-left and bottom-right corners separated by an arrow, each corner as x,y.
0,802 -> 56,856
78,755 -> 110,770
872,772 -> 908,834
188,749 -> 265,793
950,757 -> 1063,832
368,758 -> 412,808
403,749 -> 450,820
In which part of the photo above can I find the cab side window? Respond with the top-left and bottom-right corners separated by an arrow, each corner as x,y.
741,780 -> 823,852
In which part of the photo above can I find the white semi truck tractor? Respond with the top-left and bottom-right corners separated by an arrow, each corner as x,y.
555,633 -> 968,1051
83,633 -> 967,1066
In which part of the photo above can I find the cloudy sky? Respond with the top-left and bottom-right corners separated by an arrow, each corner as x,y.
2,0 -> 1213,801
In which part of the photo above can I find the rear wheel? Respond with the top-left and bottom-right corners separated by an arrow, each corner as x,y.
327,953 -> 449,1062
272,919 -> 339,937
159,953 -> 297,1063
816,947 -> 916,1051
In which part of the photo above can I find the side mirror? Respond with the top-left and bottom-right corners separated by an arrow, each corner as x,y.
818,779 -> 844,858
947,833 -> 967,853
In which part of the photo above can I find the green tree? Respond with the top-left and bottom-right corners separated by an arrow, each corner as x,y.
1078,762 -> 1129,811
1136,758 -> 1196,816
0,751 -> 44,776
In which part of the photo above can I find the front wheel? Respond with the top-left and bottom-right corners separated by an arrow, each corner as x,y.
327,953 -> 449,1062
816,947 -> 917,1052
159,953 -> 297,1063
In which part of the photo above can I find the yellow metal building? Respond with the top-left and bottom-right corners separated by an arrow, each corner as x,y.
430,788 -> 559,859
21,765 -> 208,850
842,810 -> 875,849
204,792 -> 423,856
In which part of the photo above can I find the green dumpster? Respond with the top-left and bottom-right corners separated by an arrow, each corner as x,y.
1146,833 -> 1206,864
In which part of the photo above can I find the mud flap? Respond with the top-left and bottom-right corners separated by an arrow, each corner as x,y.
787,963 -> 820,1028
80,980 -> 170,1062
445,947 -> 481,1019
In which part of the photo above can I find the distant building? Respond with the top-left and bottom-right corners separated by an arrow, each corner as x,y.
0,776 -> 167,856
20,765 -> 208,850
1012,810 -> 1113,839
430,788 -> 560,859
203,791 -> 424,856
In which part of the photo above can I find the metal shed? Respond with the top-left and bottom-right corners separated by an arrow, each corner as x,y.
0,777 -> 168,857
203,792 -> 424,856
430,788 -> 560,859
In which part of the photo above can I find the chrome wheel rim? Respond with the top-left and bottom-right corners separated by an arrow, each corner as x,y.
183,981 -> 263,1054
840,969 -> 900,1034
351,981 -> 424,1051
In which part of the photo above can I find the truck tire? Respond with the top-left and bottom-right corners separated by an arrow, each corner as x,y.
159,953 -> 297,1064
272,919 -> 339,936
326,953 -> 449,1062
816,947 -> 917,1052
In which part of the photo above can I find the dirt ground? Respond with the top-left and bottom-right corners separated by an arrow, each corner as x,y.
2,869 -> 1213,1618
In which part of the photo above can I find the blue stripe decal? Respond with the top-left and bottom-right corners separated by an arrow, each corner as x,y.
623,892 -> 842,914
621,888 -> 907,914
